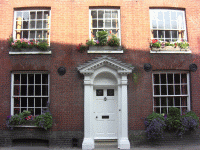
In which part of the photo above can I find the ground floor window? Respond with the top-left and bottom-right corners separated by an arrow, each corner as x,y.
11,72 -> 49,115
152,72 -> 190,114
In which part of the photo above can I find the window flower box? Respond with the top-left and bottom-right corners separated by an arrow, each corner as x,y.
89,46 -> 122,51
151,46 -> 190,52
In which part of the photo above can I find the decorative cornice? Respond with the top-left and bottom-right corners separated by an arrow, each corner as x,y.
77,55 -> 134,75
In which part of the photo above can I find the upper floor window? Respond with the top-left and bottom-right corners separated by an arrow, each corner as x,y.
13,9 -> 51,45
89,9 -> 120,42
150,9 -> 187,42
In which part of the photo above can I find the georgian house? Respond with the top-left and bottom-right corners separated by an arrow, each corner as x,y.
0,0 -> 199,149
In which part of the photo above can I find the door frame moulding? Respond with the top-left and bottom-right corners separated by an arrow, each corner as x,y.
77,55 -> 134,150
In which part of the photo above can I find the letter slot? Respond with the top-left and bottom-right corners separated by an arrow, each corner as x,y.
102,115 -> 109,119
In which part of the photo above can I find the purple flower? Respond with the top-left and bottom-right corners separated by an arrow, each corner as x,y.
7,115 -> 11,120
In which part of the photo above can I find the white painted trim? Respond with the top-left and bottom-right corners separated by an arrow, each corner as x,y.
150,50 -> 191,54
78,56 -> 132,150
87,50 -> 123,53
9,51 -> 52,55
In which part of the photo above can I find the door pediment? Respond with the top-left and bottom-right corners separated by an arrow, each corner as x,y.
77,55 -> 134,75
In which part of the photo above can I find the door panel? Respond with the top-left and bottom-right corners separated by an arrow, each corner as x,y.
94,88 -> 118,139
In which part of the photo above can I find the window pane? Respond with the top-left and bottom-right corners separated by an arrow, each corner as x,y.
14,85 -> 20,95
175,85 -> 180,95
42,85 -> 48,96
30,12 -> 36,19
23,21 -> 29,29
98,10 -> 104,18
14,74 -> 20,84
174,74 -> 180,83
37,11 -> 42,19
158,11 -> 163,20
107,89 -> 114,96
37,31 -> 42,38
158,21 -> 164,29
21,74 -> 27,84
161,85 -> 167,95
181,97 -> 187,106
171,11 -> 177,20
35,85 -> 41,96
152,20 -> 157,29
165,31 -> 171,39
161,97 -> 167,106
154,85 -> 160,95
44,11 -> 49,19
112,11 -> 118,18
43,20 -> 48,28
14,97 -> 20,107
164,11 -> 170,29
158,30 -> 164,38
21,85 -> 27,96
28,97 -> 34,107
30,31 -> 35,39
28,85 -> 34,96
181,85 -> 187,95
181,74 -> 187,83
23,12 -> 29,20
172,31 -> 178,38
96,89 -> 103,96
91,29 -> 97,40
28,74 -> 34,84
98,20 -> 103,28
105,11 -> 111,18
161,108 -> 167,114
30,21 -> 35,29
167,74 -> 173,84
168,97 -> 173,106
23,31 -> 28,39
105,20 -> 111,28
168,85 -> 174,95
91,10 -> 97,18
21,97 -> 27,107
153,30 -> 157,38
14,108 -> 20,115
177,12 -> 184,29
42,97 -> 48,107
175,97 -> 180,106
171,21 -> 177,29
161,74 -> 166,84
35,74 -> 41,84
35,108 -> 41,115
16,12 -> 22,20
36,21 -> 42,28
112,19 -> 118,28
42,74 -> 48,84
35,97 -> 41,107
154,74 -> 159,84
154,97 -> 160,106
92,20 -> 97,28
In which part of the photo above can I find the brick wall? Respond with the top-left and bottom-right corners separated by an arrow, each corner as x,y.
0,0 -> 199,135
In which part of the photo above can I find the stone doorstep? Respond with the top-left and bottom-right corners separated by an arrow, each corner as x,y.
95,139 -> 118,148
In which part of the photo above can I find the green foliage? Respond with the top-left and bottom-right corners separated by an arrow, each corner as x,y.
166,107 -> 181,131
7,110 -> 31,125
145,112 -> 165,125
35,112 -> 53,130
178,41 -> 189,49
152,42 -> 161,48
107,35 -> 120,46
37,40 -> 49,51
96,31 -> 108,46
86,39 -> 95,46
183,111 -> 199,122
165,42 -> 170,46
8,36 -> 13,45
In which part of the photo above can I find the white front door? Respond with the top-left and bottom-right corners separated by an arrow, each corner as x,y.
93,88 -> 118,139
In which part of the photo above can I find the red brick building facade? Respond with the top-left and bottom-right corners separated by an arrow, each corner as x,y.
0,0 -> 199,149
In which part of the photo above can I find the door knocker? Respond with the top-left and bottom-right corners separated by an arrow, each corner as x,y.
104,97 -> 107,101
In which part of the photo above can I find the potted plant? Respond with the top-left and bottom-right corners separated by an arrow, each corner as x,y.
88,31 -> 121,51
8,37 -> 49,52
77,43 -> 87,53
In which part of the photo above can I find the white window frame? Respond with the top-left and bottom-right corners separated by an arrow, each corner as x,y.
89,9 -> 121,44
150,9 -> 187,42
152,71 -> 190,114
11,72 -> 50,116
13,9 -> 51,45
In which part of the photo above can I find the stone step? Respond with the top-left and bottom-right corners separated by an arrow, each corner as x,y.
95,140 -> 118,148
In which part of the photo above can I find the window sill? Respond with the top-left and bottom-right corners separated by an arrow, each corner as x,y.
9,47 -> 52,55
87,46 -> 123,53
150,46 -> 191,54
